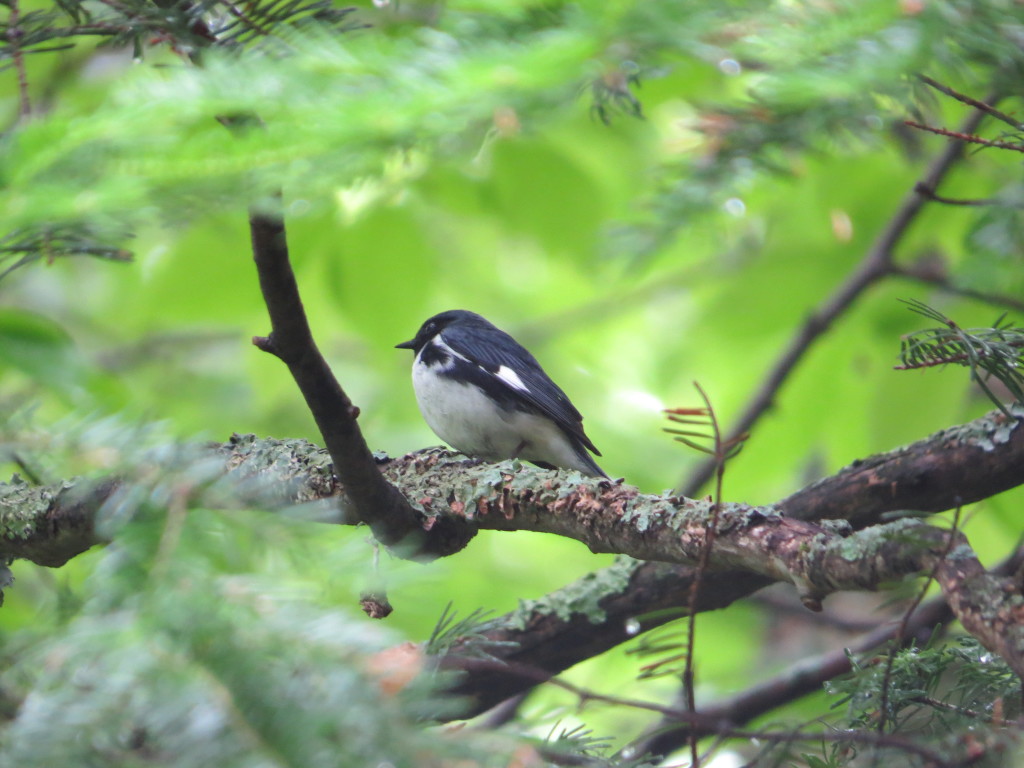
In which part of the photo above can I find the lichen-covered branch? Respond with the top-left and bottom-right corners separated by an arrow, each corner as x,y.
2,404 -> 1024,691
391,455 -> 952,608
0,476 -> 118,567
780,407 -> 1024,525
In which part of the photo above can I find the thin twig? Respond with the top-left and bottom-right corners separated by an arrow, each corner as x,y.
912,183 -> 1002,207
917,75 -> 1021,130
904,120 -> 1024,153
719,725 -> 951,767
891,262 -> 1024,315
635,593 -> 953,758
681,99 -> 994,496
751,591 -> 880,633
877,506 -> 963,733
681,383 -> 727,768
910,695 -> 1021,727
10,452 -> 43,486
8,0 -> 32,120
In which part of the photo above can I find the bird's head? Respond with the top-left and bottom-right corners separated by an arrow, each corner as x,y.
395,310 -> 490,352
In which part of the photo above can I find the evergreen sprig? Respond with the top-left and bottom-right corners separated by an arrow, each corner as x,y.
0,0 -> 361,64
0,223 -> 132,282
426,602 -> 516,661
211,0 -> 361,47
897,299 -> 1024,417
819,637 -> 1020,767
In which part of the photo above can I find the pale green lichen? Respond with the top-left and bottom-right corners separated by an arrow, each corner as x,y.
830,517 -> 925,562
506,556 -> 639,628
933,405 -> 1023,452
619,499 -> 674,533
0,478 -> 70,542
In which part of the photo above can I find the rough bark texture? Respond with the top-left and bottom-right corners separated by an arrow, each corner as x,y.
1,405 -> 1023,710
780,408 -> 1024,525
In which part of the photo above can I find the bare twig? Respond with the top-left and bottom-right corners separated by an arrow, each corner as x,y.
7,0 -> 32,120
682,101 -> 993,496
911,695 -> 1021,727
904,120 -> 1024,153
719,725 -> 951,767
892,262 -> 1024,315
912,183 -> 1005,207
917,75 -> 1021,130
750,591 -> 880,633
461,658 -> 953,766
9,452 -> 43,486
672,384 -> 732,767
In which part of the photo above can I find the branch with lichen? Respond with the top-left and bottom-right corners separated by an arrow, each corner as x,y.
3,406 -> 1024,688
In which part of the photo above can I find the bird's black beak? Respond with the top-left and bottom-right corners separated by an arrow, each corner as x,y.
395,339 -> 416,350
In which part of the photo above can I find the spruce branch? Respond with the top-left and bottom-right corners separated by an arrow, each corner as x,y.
911,183 -> 1024,209
0,0 -> 359,67
878,505 -> 963,733
589,62 -> 643,125
213,0 -> 361,46
6,0 -> 31,119
896,299 -> 1024,417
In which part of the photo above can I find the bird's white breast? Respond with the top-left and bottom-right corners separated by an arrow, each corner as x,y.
410,346 -> 588,471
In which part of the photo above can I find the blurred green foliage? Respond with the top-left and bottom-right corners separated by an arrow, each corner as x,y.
1,0 -> 1023,765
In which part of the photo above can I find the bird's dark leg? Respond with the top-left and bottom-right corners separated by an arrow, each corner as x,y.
511,440 -> 528,458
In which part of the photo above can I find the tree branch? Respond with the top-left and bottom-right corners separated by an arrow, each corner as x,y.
441,404 -> 1024,713
904,120 -> 1024,153
636,593 -> 954,757
891,259 -> 1024,315
917,75 -> 1021,130
681,100 -> 994,496
247,203 -> 474,558
779,406 -> 1024,526
3,405 -> 1023,708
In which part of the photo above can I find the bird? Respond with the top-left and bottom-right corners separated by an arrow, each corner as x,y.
396,310 -> 607,478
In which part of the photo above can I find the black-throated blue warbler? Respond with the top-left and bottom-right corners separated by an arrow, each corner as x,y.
396,310 -> 607,478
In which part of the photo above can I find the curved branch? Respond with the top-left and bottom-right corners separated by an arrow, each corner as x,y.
681,99 -> 994,496
248,205 -> 473,558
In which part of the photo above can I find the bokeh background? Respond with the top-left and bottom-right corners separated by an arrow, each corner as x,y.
2,0 -> 1023,762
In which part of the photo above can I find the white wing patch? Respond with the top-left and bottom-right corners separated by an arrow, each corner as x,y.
495,365 -> 529,392
435,337 -> 470,362
420,336 -> 471,371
